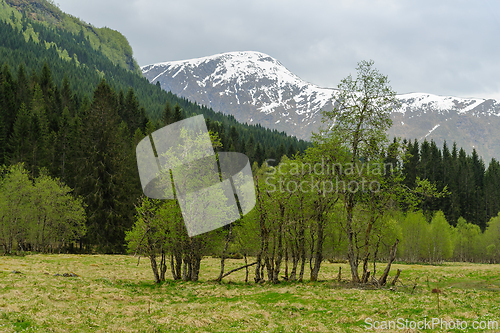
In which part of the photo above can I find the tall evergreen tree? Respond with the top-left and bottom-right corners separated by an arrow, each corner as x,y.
162,101 -> 173,126
173,103 -> 184,122
74,79 -> 136,252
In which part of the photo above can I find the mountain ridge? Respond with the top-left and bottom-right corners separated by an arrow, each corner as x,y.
1,0 -> 141,74
143,51 -> 500,162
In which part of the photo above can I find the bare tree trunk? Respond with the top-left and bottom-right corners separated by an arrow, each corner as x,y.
372,235 -> 382,279
254,251 -> 262,282
244,253 -> 249,283
379,239 -> 400,286
150,254 -> 160,284
310,216 -> 325,282
391,269 -> 402,286
361,220 -> 375,283
345,192 -> 361,283
174,253 -> 182,280
284,239 -> 289,281
254,177 -> 268,283
182,255 -> 190,281
221,262 -> 257,279
289,240 -> 298,281
217,225 -> 232,282
361,259 -> 370,283
272,224 -> 283,284
170,254 -> 177,280
191,255 -> 201,281
159,251 -> 167,281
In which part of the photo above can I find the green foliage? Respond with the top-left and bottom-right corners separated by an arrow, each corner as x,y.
453,217 -> 481,262
426,211 -> 454,262
0,163 -> 86,253
483,213 -> 500,262
2,0 -> 140,73
399,211 -> 428,262
400,138 -> 497,230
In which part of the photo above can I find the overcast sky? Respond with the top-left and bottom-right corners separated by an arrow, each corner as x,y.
55,0 -> 500,100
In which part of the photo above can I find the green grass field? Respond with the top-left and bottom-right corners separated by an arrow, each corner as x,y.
1,254 -> 499,332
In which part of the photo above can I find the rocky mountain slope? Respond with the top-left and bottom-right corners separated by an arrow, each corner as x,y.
142,51 -> 500,161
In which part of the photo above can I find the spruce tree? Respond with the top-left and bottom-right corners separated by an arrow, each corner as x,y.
162,101 -> 173,126
173,103 -> 184,122
255,142 -> 264,166
75,79 -> 133,252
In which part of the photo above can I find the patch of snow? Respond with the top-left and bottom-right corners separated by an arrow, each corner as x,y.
420,124 -> 441,140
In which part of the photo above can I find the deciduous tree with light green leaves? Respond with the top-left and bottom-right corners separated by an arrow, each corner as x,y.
314,60 -> 401,283
0,163 -> 86,253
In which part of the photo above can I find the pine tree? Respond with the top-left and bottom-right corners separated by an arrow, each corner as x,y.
8,103 -> 31,165
246,135 -> 255,163
287,143 -> 297,158
173,103 -> 184,122
471,149 -> 485,228
255,142 -> 264,166
229,125 -> 239,151
162,101 -> 173,126
484,159 -> 500,223
75,79 -> 133,252
60,74 -> 73,114
1,65 -> 17,148
16,64 -> 30,111
276,142 -> 285,165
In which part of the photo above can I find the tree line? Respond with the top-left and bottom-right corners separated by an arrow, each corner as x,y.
0,15 -> 309,159
0,61 -> 306,253
126,61 -> 500,285
401,138 -> 500,230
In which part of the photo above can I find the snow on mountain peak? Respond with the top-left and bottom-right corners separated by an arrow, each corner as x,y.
142,51 -> 500,161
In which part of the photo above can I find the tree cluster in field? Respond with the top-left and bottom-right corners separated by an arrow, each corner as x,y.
127,61 -> 500,285
0,163 -> 86,253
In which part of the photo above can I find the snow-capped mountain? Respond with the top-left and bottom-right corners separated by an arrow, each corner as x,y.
142,51 -> 500,161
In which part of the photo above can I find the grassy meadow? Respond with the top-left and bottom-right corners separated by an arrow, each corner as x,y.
1,254 -> 500,332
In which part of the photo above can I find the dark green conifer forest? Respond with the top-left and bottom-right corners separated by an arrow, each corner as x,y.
0,12 -> 309,253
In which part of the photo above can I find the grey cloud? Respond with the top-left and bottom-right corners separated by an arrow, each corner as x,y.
56,0 -> 500,99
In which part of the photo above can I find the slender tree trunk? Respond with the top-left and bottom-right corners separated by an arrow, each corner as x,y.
150,254 -> 160,284
272,224 -> 283,284
182,255 -> 190,281
289,241 -> 298,281
175,252 -> 182,280
361,220 -> 375,283
310,220 -> 324,281
379,239 -> 400,286
372,235 -> 382,280
346,194 -> 360,283
160,251 -> 167,281
244,253 -> 249,283
191,255 -> 201,281
298,226 -> 306,282
217,225 -> 232,282
170,254 -> 177,280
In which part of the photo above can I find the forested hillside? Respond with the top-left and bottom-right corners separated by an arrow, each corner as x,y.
0,10 -> 309,253
0,0 -> 141,74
